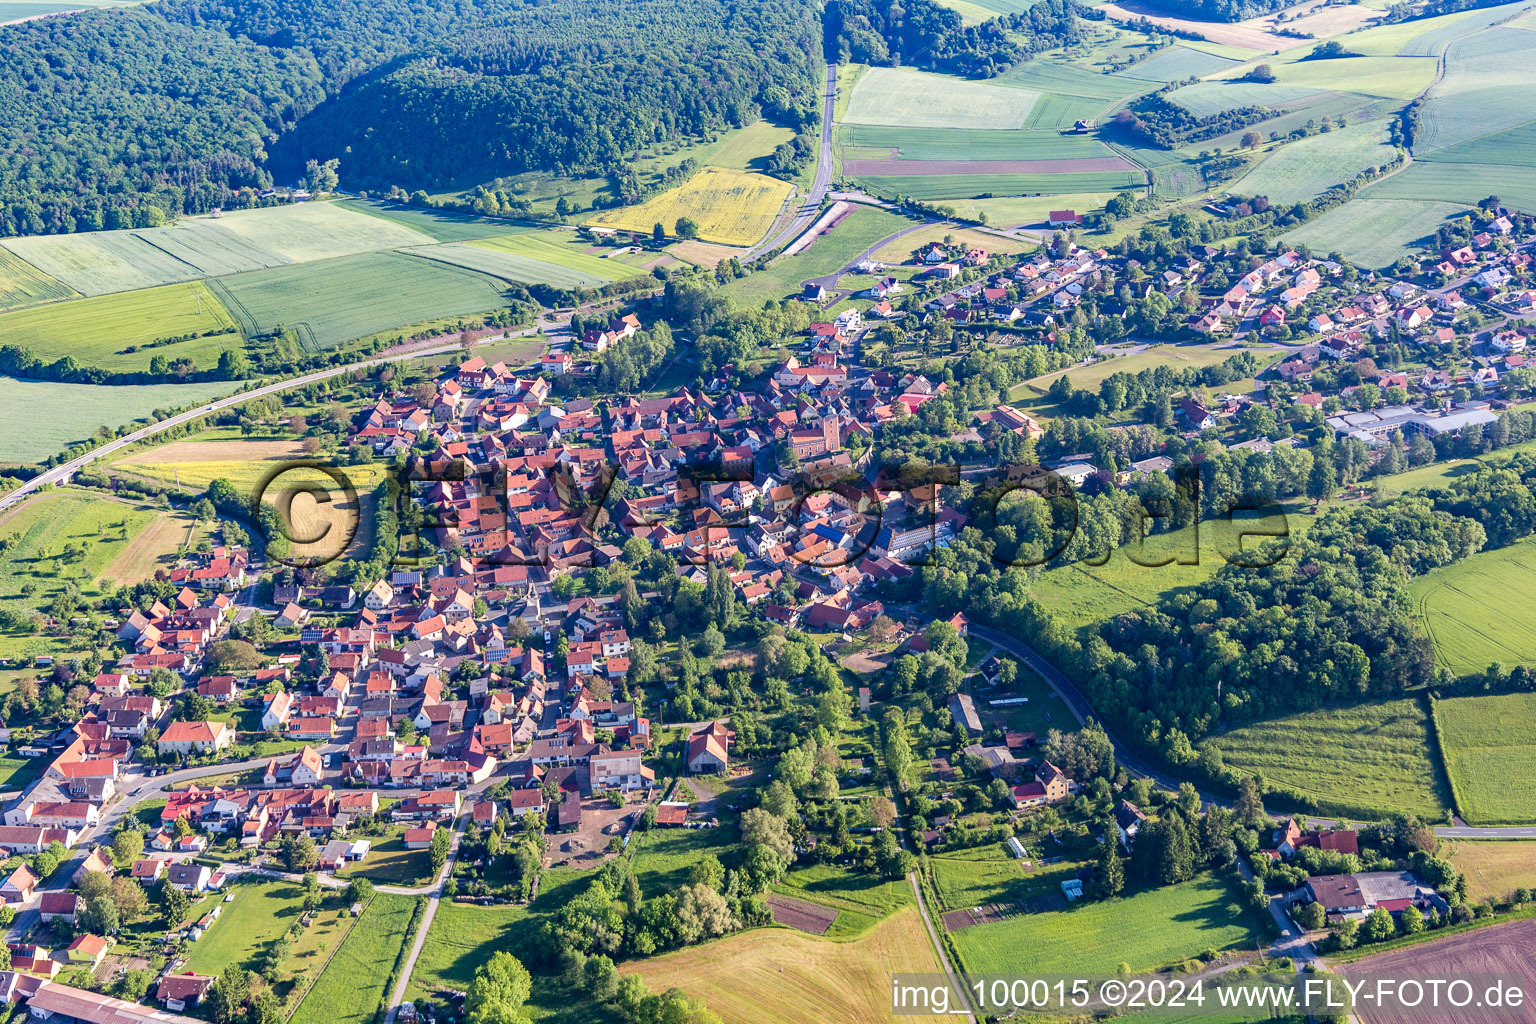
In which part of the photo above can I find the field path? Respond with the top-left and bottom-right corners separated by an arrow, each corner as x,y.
907,871 -> 976,1023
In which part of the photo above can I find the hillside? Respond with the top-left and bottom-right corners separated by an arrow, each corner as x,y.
0,0 -> 824,234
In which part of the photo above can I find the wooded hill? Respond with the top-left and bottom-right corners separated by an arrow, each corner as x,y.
0,0 -> 824,235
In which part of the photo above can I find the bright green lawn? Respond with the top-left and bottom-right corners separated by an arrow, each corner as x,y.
1207,697 -> 1452,820
951,874 -> 1269,974
1411,537 -> 1536,676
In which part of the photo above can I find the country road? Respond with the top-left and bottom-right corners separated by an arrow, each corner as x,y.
749,63 -> 837,260
0,339 -> 470,514
966,623 -> 1531,839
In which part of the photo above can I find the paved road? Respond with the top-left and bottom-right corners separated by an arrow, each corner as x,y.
799,218 -> 938,298
382,820 -> 466,1022
0,339 -> 472,514
749,64 -> 838,260
969,623 -> 1533,840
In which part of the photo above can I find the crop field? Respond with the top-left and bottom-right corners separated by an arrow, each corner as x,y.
952,874 -> 1268,975
0,374 -> 241,466
1342,919 -> 1536,1024
1414,28 -> 1536,154
291,894 -> 419,1024
860,170 -> 1146,199
1236,122 -> 1398,204
1207,698 -> 1450,819
407,242 -> 608,289
343,199 -> 522,242
1410,538 -> 1536,676
1400,0 -> 1530,54
843,66 -> 1041,128
1434,692 -> 1536,824
1250,55 -> 1440,99
1375,118 -> 1536,213
1113,44 -> 1242,82
628,907 -> 950,1024
0,281 -> 239,372
467,231 -> 644,281
1444,840 -> 1536,902
838,124 -> 1115,162
0,248 -> 74,312
209,251 -> 508,351
1000,59 -> 1148,101
588,166 -> 793,246
1,202 -> 437,297
1166,81 -> 1327,117
1281,198 -> 1464,268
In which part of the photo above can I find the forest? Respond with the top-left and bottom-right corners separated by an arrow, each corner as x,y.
824,0 -> 1084,77
1134,0 -> 1294,22
0,0 -> 824,235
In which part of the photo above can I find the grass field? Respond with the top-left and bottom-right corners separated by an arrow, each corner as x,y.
1,202 -> 437,297
631,827 -> 737,899
929,848 -> 1038,910
843,66 -> 1041,129
291,894 -> 419,1024
946,192 -> 1123,227
1208,698 -> 1451,820
1236,122 -> 1399,204
1444,840 -> 1536,901
720,205 -> 916,305
0,756 -> 46,791
0,490 -> 166,661
1281,198 -> 1465,267
1411,538 -> 1536,676
0,375 -> 241,465
1166,81 -> 1326,117
628,907 -> 950,1024
769,864 -> 914,938
870,224 -> 1033,264
1247,55 -> 1440,99
407,241 -> 610,290
343,199 -> 523,242
0,248 -> 75,312
467,231 -> 644,282
338,833 -> 431,884
1434,692 -> 1536,824
0,281 -> 239,373
209,251 -> 509,352
589,166 -> 793,247
951,874 -> 1268,975
183,880 -> 348,992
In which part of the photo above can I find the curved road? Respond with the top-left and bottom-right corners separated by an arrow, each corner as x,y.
967,623 -> 1532,839
749,64 -> 838,260
0,338 -> 474,515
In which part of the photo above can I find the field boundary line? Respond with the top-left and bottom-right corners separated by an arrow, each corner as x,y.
283,895 -> 369,1021
1422,691 -> 1465,824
